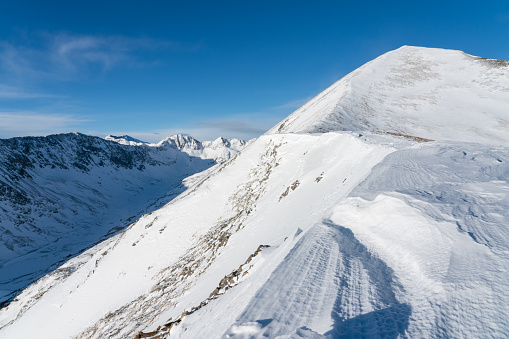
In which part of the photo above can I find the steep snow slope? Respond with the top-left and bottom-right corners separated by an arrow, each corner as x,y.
2,132 -> 508,339
0,132 -> 396,338
268,46 -> 509,146
1,46 -> 509,338
0,133 -> 244,307
163,137 -> 509,339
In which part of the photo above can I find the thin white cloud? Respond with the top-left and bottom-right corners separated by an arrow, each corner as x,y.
0,112 -> 87,139
51,34 -> 140,72
0,84 -> 57,99
0,32 -> 201,82
0,42 -> 49,80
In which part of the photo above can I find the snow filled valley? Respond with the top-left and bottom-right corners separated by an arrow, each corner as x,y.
1,46 -> 509,338
0,133 -> 245,307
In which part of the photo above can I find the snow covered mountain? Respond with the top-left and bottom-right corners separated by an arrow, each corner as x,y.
105,135 -> 148,146
1,46 -> 509,338
0,133 -> 245,308
106,134 -> 247,163
269,46 -> 509,146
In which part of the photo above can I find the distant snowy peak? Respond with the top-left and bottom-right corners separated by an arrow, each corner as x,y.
153,134 -> 248,162
105,135 -> 147,146
268,46 -> 509,145
202,136 -> 247,151
155,134 -> 203,150
105,134 -> 248,162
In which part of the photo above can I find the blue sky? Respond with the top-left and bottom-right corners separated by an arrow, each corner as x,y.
1,0 -> 508,141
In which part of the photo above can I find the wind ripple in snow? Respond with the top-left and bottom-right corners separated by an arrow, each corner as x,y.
224,221 -> 410,338
349,142 -> 509,251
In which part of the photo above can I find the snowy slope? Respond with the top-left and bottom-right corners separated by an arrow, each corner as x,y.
1,46 -> 509,339
0,133 -> 244,307
268,46 -> 509,146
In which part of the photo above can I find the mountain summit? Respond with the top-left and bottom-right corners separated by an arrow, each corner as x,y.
268,46 -> 509,145
1,47 -> 508,338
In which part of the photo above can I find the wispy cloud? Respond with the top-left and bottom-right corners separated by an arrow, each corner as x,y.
0,42 -> 48,81
186,98 -> 312,140
0,32 -> 201,82
0,111 -> 88,139
48,33 -> 195,73
0,32 -> 201,128
0,84 -> 57,99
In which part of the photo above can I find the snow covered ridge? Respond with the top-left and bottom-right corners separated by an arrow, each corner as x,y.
0,132 -> 245,308
268,46 -> 509,146
2,131 -> 508,338
1,46 -> 509,338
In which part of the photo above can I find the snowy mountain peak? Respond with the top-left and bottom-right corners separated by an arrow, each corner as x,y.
268,46 -> 509,145
104,134 -> 248,162
105,135 -> 147,146
203,136 -> 246,150
156,134 -> 203,150
213,136 -> 230,146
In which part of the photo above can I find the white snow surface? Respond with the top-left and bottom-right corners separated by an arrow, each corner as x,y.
1,46 -> 509,339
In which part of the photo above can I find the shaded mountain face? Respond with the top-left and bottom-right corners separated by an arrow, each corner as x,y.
1,47 -> 509,339
0,132 -> 245,306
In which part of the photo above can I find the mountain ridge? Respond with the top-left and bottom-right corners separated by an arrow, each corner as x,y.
1,46 -> 509,338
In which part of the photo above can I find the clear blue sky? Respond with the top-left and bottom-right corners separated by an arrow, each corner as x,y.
1,0 -> 508,141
